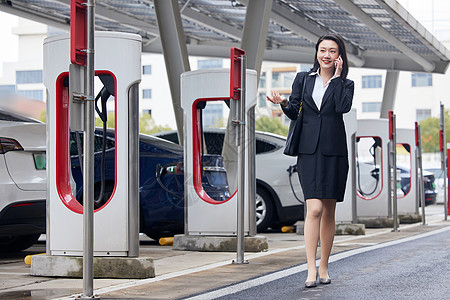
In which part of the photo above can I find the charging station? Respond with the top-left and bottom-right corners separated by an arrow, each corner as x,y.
396,128 -> 418,216
44,32 -> 141,257
180,61 -> 257,236
335,108 -> 357,223
355,119 -> 390,219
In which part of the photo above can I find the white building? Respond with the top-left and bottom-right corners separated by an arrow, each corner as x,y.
0,18 -> 47,118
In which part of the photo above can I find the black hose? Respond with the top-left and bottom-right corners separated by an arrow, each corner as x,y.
287,165 -> 304,204
155,164 -> 184,200
94,87 -> 109,206
356,144 -> 380,197
75,131 -> 83,174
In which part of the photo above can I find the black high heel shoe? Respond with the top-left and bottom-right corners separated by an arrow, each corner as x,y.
305,274 -> 318,288
319,277 -> 331,284
304,280 -> 317,288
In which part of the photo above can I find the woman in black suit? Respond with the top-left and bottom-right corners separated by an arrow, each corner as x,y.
267,34 -> 354,288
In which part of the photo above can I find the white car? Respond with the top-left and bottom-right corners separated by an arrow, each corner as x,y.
0,109 -> 46,252
155,129 -> 304,231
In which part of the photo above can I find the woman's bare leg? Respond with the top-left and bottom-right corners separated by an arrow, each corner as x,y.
304,199 -> 323,282
318,199 -> 337,279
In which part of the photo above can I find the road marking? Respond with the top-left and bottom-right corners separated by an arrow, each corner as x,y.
52,220 -> 447,300
184,226 -> 450,300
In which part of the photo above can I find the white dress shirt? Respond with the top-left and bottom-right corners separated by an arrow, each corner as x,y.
311,70 -> 334,110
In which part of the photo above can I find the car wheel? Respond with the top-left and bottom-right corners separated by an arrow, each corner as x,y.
256,187 -> 274,232
0,234 -> 41,252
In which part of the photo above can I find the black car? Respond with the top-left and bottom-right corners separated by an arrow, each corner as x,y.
397,165 -> 437,206
71,129 -> 231,240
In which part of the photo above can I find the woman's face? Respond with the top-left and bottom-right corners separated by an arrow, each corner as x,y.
316,39 -> 340,72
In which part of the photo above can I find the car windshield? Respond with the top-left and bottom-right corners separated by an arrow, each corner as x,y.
0,110 -> 41,123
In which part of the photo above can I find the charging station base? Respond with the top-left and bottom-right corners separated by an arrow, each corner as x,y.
295,221 -> 366,235
398,213 -> 422,224
335,223 -> 366,235
173,235 -> 268,252
357,217 -> 399,228
30,255 -> 155,279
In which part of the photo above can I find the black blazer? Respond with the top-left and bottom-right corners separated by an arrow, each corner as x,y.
282,71 -> 354,156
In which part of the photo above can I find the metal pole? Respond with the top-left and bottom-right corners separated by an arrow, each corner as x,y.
234,54 -> 248,264
415,144 -> 420,215
417,125 -> 426,225
440,103 -> 448,221
247,106 -> 257,236
387,140 -> 392,218
351,133 -> 358,224
82,0 -> 95,298
392,114 -> 399,232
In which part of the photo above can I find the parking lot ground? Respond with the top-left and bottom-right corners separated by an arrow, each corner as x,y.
0,204 -> 448,300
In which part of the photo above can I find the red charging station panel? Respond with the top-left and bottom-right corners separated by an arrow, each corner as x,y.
447,148 -> 450,216
70,0 -> 87,66
230,47 -> 245,100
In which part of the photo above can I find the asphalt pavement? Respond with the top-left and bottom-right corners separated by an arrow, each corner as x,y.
191,226 -> 450,300
0,204 -> 449,300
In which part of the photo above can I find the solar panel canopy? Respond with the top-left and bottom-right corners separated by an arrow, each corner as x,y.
1,0 -> 449,73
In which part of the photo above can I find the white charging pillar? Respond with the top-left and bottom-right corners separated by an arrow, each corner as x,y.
356,119 -> 390,218
181,68 -> 257,236
396,128 -> 418,216
336,108 -> 357,223
45,32 -> 141,256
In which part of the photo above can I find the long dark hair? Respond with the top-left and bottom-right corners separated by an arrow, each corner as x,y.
310,34 -> 349,80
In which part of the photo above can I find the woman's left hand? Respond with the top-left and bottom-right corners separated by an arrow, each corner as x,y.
334,55 -> 343,77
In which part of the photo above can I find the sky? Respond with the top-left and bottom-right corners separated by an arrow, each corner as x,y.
0,0 -> 449,75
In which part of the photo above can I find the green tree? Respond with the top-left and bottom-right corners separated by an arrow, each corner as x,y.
95,112 -> 116,128
139,113 -> 172,134
419,109 -> 450,153
39,109 -> 46,123
255,116 -> 288,137
94,112 -> 172,134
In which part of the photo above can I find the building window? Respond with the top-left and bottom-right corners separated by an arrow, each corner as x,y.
416,109 -> 431,121
0,85 -> 16,95
143,89 -> 152,99
300,64 -> 311,72
142,65 -> 152,75
258,93 -> 266,107
362,75 -> 382,88
259,72 -> 266,88
143,109 -> 152,116
203,103 -> 223,128
18,89 -> 44,101
412,73 -> 432,87
198,59 -> 223,69
362,102 -> 381,113
272,71 -> 296,88
16,70 -> 43,84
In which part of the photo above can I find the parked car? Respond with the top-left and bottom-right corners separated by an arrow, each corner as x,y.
356,161 -> 437,206
154,128 -> 305,231
397,165 -> 437,206
0,109 -> 46,252
424,164 -> 445,204
70,129 -> 231,240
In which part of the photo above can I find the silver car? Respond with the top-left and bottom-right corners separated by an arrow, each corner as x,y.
0,109 -> 46,252
155,129 -> 305,231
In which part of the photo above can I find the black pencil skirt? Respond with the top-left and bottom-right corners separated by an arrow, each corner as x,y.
296,143 -> 349,202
